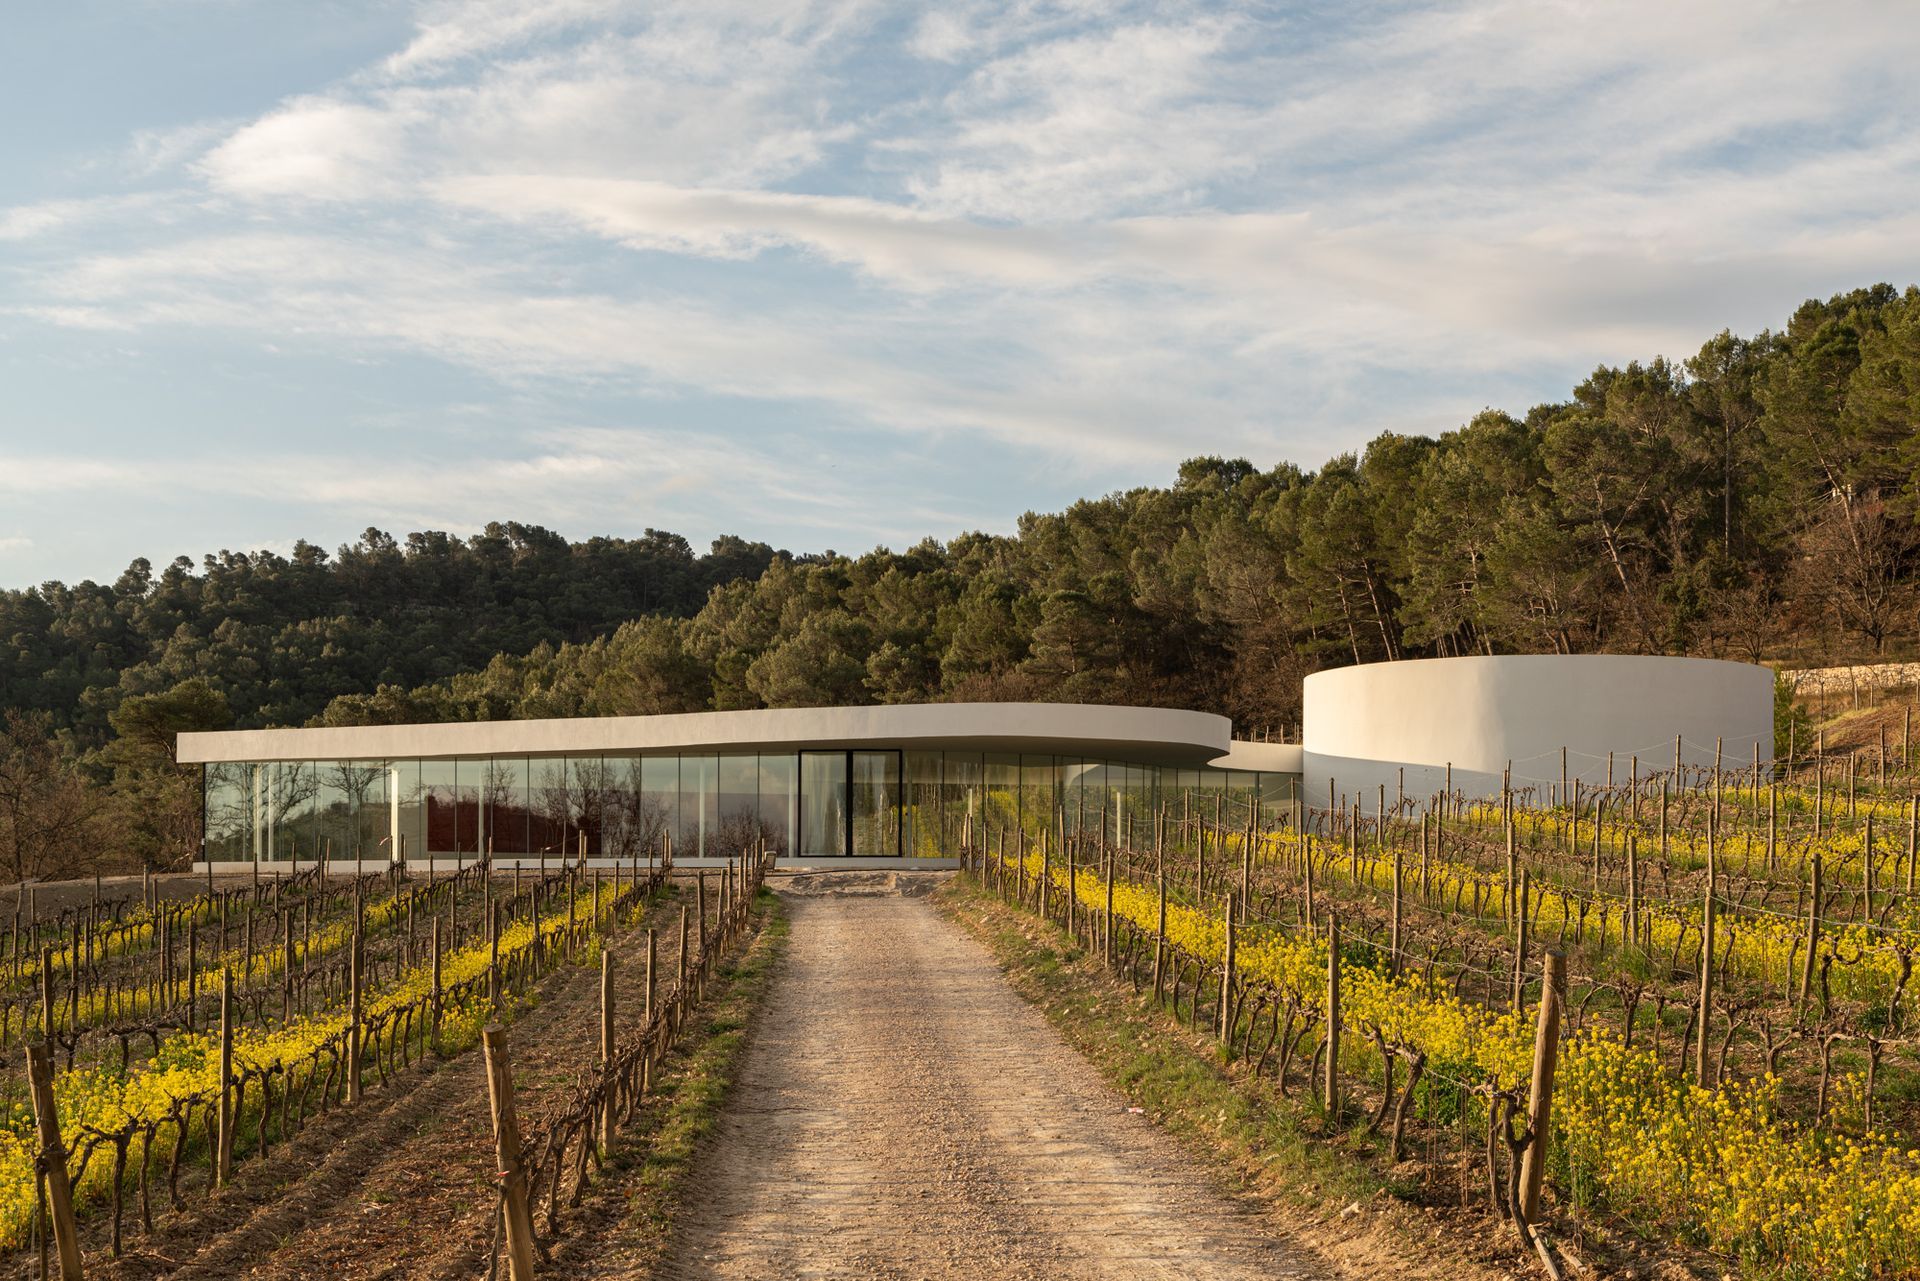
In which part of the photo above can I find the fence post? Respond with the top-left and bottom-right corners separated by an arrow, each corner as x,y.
678,906 -> 689,992
431,917 -> 444,1047
1799,851 -> 1821,1011
281,914 -> 294,1023
1324,914 -> 1341,1124
489,899 -> 502,1012
1390,840 -> 1402,978
186,919 -> 198,1031
600,949 -> 616,1149
1512,870 -> 1531,1012
1218,896 -> 1236,1046
1517,950 -> 1566,1226
1103,851 -> 1115,968
348,920 -> 364,1104
1152,837 -> 1167,1002
26,1041 -> 83,1281
217,968 -> 234,1186
643,929 -> 657,1097
1696,835 -> 1717,1089
40,946 -> 53,1042
481,1027 -> 539,1281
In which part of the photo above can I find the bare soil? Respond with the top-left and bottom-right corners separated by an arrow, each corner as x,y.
594,892 -> 1331,1281
84,883 -> 701,1281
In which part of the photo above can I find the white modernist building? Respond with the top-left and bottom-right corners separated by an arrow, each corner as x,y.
1300,654 -> 1775,806
180,655 -> 1773,871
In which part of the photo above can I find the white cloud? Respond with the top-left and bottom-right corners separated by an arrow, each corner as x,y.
7,0 -> 1920,547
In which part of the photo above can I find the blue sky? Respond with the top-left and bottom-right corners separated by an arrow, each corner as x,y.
3,0 -> 1916,588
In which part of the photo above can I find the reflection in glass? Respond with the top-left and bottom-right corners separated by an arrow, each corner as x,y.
487,757 -> 532,856
759,754 -> 796,856
204,764 -> 251,861
600,756 -> 640,858
905,752 -> 942,856
570,755 -> 611,856
942,753 -> 982,847
716,755 -> 759,856
851,751 -> 899,856
799,752 -> 846,857
1018,756 -> 1056,846
640,757 -> 678,858
680,755 -> 717,857
328,759 -> 390,862
393,759 -> 424,862
422,761 -> 459,855
270,762 -> 316,863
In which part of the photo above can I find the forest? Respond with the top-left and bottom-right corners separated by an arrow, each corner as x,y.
2,281 -> 1918,874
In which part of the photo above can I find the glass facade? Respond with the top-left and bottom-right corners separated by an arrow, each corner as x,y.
203,748 -> 1299,863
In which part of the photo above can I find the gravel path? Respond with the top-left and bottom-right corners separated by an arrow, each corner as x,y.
652,892 -> 1327,1281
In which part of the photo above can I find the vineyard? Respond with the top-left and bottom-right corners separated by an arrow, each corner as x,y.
966,730 -> 1920,1280
0,850 -> 772,1280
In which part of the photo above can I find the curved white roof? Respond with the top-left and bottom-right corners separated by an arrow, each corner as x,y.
177,702 -> 1239,768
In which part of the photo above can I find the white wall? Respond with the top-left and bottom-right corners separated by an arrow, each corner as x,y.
1301,655 -> 1774,810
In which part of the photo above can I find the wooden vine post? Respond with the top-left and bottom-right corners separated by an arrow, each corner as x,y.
1390,839 -> 1402,978
431,918 -> 444,1046
643,928 -> 657,1097
217,967 -> 234,1186
26,1041 -> 83,1281
1626,833 -> 1640,948
1103,851 -> 1115,968
348,919 -> 364,1104
482,1026 -> 538,1281
1906,795 -> 1918,896
1512,870 -> 1531,1012
1218,897 -> 1236,1046
1800,851 -> 1822,1011
39,946 -> 53,1042
1324,913 -> 1341,1124
1517,950 -> 1566,1227
1696,836 -> 1717,1089
600,950 -> 616,1149
1152,815 -> 1168,1000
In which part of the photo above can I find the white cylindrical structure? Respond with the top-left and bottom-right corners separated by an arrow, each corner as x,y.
1302,655 -> 1774,808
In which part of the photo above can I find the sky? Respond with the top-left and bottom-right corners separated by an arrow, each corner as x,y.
2,0 -> 1917,589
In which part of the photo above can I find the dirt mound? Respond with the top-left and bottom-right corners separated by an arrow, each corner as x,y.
1811,702 -> 1916,758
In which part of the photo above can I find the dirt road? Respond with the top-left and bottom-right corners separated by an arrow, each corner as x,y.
647,891 -> 1328,1281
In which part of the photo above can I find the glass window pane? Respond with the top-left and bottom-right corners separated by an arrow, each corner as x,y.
205,763 -> 251,861
851,751 -> 899,856
421,761 -> 460,857
529,757 -> 570,856
486,758 -> 532,856
679,754 -> 717,857
601,756 -> 639,859
759,754 -> 796,857
713,755 -> 758,857
270,761 -> 316,864
983,753 -> 1019,842
313,762 -> 353,864
392,760 -> 423,863
800,751 -> 846,857
1019,756 -> 1056,848
451,759 -> 485,855
905,752 -> 942,857
571,756 -> 610,857
344,760 -> 391,862
941,753 -> 982,850
640,756 -> 678,859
